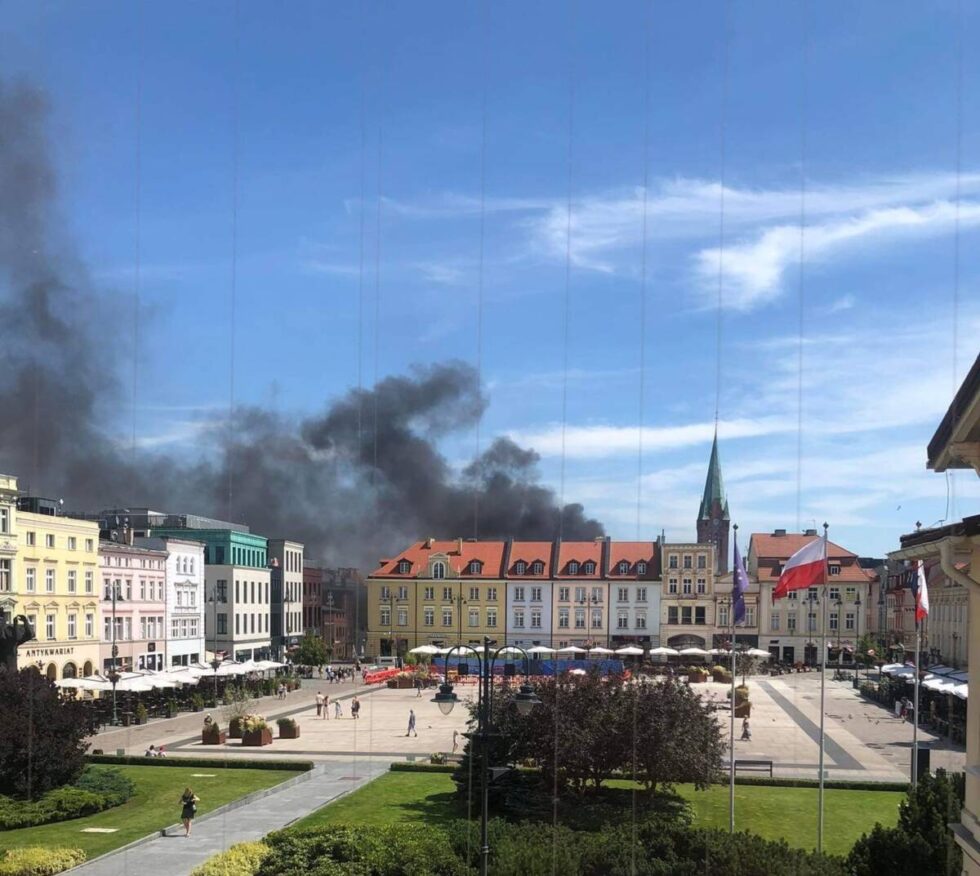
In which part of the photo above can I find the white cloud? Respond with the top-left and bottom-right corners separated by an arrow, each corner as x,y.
826,294 -> 856,313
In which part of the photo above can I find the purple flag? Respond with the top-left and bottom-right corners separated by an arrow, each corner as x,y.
733,540 -> 748,626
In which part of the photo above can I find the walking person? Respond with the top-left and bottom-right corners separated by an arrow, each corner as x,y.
322,693 -> 330,719
180,787 -> 199,837
741,716 -> 751,741
334,698 -> 342,719
406,708 -> 417,737
315,691 -> 323,717
351,695 -> 360,719
452,730 -> 459,754
415,677 -> 423,698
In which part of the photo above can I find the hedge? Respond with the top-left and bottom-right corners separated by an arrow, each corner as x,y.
84,755 -> 314,772
389,762 -> 457,774
0,847 -> 86,876
189,841 -> 271,876
0,768 -> 135,830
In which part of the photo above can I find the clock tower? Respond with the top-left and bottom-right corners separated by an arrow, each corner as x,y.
696,432 -> 731,574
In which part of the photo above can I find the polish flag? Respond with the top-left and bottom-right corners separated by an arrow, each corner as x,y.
915,560 -> 930,622
772,535 -> 826,600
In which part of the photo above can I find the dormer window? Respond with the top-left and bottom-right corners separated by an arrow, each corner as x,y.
617,560 -> 630,574
397,560 -> 411,574
583,561 -> 596,575
532,561 -> 544,575
568,561 -> 580,575
468,560 -> 483,575
829,564 -> 841,576
636,561 -> 647,575
514,561 -> 527,575
432,561 -> 446,579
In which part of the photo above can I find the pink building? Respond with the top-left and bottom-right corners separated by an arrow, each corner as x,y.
99,540 -> 168,673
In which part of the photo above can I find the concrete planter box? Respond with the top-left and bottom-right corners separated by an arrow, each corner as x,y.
242,728 -> 273,747
201,729 -> 227,745
229,718 -> 244,739
733,702 -> 751,718
278,724 -> 300,740
688,672 -> 708,684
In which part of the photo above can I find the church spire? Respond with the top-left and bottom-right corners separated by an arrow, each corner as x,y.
698,430 -> 730,521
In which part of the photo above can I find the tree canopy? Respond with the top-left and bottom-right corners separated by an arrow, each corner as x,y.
289,633 -> 329,667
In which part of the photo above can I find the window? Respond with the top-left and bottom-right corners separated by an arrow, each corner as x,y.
696,578 -> 706,594
468,560 -> 482,574
45,534 -> 55,548
139,579 -> 146,600
443,586 -> 453,601
45,569 -> 55,593
85,613 -> 94,637
514,586 -> 525,601
574,608 -> 585,629
681,606 -> 692,624
618,587 -> 628,602
432,562 -> 446,579
668,555 -> 678,569
695,606 -> 706,624
636,611 -> 647,629
424,607 -> 434,626
808,612 -> 817,632
380,585 -> 391,600
532,561 -> 544,575
591,587 -> 603,602
514,561 -> 526,575
568,561 -> 579,575
637,561 -> 647,575
234,614 -> 240,635
787,590 -> 798,600
829,586 -> 840,601
845,612 -> 855,631
682,579 -> 692,595
67,536 -> 76,551
558,608 -> 569,628
487,587 -> 497,601
398,585 -> 408,600
531,609 -> 542,629
787,614 -> 797,631
829,612 -> 839,630
380,607 -> 391,626
469,586 -> 480,601
487,608 -> 497,627
442,608 -> 453,626
217,613 -> 228,635
67,613 -> 76,639
668,578 -> 677,594
85,571 -> 93,593
829,564 -> 841,576
397,609 -> 408,626
531,586 -> 542,601
745,607 -> 756,626
591,608 -> 602,628
583,562 -> 596,575
575,586 -> 586,602
558,586 -> 570,601
216,579 -> 228,602
468,608 -> 479,627
617,612 -> 629,629
424,586 -> 434,600
617,561 -> 630,574
25,530 -> 36,546
718,605 -> 729,627
67,570 -> 76,593
807,587 -> 818,600
397,560 -> 411,574
770,613 -> 780,631
0,507 -> 6,533
667,606 -> 678,624
514,609 -> 525,628
845,586 -> 857,599
697,554 -> 707,569
0,559 -> 9,592
683,555 -> 692,569
45,613 -> 55,639
636,587 -> 647,602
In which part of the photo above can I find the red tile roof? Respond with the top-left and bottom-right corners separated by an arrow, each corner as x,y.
607,542 -> 658,579
555,541 -> 602,578
507,542 -> 552,577
750,533 -> 873,584
373,540 -> 506,578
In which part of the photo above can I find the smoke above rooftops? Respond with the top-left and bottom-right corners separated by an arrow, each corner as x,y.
0,79 -> 604,567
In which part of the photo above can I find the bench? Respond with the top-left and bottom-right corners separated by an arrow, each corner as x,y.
734,759 -> 773,777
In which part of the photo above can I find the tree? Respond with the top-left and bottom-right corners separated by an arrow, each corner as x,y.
289,633 -> 329,668
0,667 -> 99,799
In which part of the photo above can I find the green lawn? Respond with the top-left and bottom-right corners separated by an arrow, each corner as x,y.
0,764 -> 300,860
296,771 -> 903,857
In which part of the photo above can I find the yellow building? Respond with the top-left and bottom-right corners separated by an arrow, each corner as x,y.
367,539 -> 506,657
0,475 -> 18,624
15,497 -> 101,680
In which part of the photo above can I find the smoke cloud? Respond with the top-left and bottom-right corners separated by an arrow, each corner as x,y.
0,80 -> 604,568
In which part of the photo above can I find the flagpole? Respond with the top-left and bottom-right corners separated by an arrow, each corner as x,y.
912,589 -> 920,786
729,525 -> 738,834
817,522 -> 829,853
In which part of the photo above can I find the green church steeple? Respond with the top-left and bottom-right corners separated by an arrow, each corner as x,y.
698,431 -> 730,521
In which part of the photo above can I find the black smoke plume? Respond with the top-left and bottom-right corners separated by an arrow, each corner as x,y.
0,80 -> 604,568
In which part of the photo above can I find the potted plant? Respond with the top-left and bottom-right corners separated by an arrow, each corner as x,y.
134,703 -> 148,725
202,721 -> 227,745
687,665 -> 708,684
191,693 -> 205,713
429,752 -> 446,765
223,686 -> 251,738
241,715 -> 272,747
277,716 -> 300,739
733,684 -> 751,718
229,716 -> 244,739
165,698 -> 179,718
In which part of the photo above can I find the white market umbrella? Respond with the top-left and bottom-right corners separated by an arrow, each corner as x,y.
649,647 -> 679,657
615,646 -> 645,656
589,647 -> 614,655
528,645 -> 557,655
56,677 -> 107,691
569,668 -> 587,675
409,645 -> 441,655
746,648 -> 771,659
709,648 -> 730,656
495,646 -> 525,655
557,646 -> 587,654
678,647 -> 710,657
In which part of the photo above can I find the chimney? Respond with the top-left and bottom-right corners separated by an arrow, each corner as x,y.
773,529 -> 787,537
425,537 -> 434,549
804,528 -> 817,536
456,537 -> 464,555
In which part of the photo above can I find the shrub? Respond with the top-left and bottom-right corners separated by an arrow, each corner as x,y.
85,754 -> 313,771
73,767 -> 135,807
430,753 -> 447,765
242,715 -> 269,733
0,847 -> 86,876
134,703 -> 148,722
277,718 -> 297,730
191,693 -> 205,710
0,769 -> 135,830
190,841 -> 271,876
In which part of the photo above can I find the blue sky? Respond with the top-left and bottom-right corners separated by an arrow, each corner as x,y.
3,0 -> 979,557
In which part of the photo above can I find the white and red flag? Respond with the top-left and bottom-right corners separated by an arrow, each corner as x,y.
772,534 -> 826,600
914,560 -> 930,622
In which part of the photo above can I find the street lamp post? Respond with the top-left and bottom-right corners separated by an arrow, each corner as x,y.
324,592 -> 335,661
108,581 -> 119,726
432,637 -> 540,876
834,597 -> 843,667
854,594 -> 862,675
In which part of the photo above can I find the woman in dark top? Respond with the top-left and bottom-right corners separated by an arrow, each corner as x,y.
180,787 -> 199,837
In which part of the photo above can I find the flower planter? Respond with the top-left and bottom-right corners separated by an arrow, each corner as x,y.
688,673 -> 708,684
229,718 -> 244,739
241,728 -> 273,747
202,729 -> 227,745
278,724 -> 300,740
733,702 -> 751,718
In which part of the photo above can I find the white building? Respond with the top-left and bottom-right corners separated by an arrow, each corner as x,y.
268,539 -> 304,660
136,536 -> 206,668
607,542 -> 661,649
505,541 -> 554,648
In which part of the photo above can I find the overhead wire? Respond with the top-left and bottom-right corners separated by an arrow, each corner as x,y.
226,0 -> 242,524
473,0 -> 489,541
131,0 -> 144,474
795,0 -> 810,535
